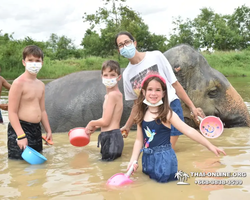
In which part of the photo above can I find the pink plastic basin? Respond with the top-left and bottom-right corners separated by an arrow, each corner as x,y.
106,160 -> 137,186
199,116 -> 224,139
68,127 -> 90,147
107,173 -> 133,186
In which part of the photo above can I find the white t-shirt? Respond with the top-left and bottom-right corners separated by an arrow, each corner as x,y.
123,50 -> 178,103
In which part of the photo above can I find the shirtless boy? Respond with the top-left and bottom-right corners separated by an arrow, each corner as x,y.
7,45 -> 52,159
86,60 -> 124,161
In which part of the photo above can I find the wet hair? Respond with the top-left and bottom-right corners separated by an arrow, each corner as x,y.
115,31 -> 135,48
101,60 -> 121,75
23,45 -> 44,61
134,73 -> 173,126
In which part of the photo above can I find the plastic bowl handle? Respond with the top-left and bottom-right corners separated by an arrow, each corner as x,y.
125,160 -> 138,177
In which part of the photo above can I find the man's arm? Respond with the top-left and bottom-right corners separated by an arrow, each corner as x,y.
120,100 -> 137,137
172,81 -> 205,120
159,52 -> 205,120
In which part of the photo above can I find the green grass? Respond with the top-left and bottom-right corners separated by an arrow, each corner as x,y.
2,50 -> 250,80
1,56 -> 129,79
203,50 -> 250,77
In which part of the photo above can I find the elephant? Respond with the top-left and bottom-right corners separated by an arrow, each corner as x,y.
45,44 -> 250,133
163,44 -> 250,128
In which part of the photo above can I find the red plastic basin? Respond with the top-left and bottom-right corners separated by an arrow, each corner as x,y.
68,127 -> 90,147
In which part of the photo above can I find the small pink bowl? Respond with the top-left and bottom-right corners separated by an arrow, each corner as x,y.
199,116 -> 224,139
68,127 -> 90,147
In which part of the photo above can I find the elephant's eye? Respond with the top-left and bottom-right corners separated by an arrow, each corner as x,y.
208,87 -> 218,98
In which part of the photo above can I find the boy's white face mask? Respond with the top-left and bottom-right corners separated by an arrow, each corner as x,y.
26,62 -> 42,74
102,77 -> 118,88
143,99 -> 163,107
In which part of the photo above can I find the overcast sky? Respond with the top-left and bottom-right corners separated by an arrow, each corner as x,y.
1,0 -> 249,47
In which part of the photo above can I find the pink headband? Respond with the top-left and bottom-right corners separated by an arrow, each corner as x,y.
141,74 -> 166,87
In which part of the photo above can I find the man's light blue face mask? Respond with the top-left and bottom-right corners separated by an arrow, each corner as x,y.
120,43 -> 136,59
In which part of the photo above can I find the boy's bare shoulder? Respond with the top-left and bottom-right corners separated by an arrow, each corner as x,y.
12,75 -> 25,85
12,76 -> 44,87
36,79 -> 45,85
108,90 -> 122,96
107,90 -> 123,100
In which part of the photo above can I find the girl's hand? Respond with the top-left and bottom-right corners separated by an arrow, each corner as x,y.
127,160 -> 139,175
208,145 -> 226,157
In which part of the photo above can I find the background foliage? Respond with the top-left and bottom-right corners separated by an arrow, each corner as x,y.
0,0 -> 249,79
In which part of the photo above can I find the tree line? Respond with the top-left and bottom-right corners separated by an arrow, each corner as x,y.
0,0 -> 249,73
82,0 -> 249,55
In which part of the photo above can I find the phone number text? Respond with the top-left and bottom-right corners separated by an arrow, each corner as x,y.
195,179 -> 243,185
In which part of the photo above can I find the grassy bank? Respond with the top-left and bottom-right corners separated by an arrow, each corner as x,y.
2,50 -> 250,80
2,56 -> 129,80
203,50 -> 250,77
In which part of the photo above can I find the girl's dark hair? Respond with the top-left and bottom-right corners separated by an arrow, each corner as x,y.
115,31 -> 135,48
134,75 -> 173,126
101,60 -> 121,75
23,45 -> 44,61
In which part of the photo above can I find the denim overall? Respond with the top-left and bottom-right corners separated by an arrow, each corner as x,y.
141,120 -> 178,183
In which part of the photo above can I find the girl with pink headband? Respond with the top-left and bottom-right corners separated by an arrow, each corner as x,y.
127,73 -> 226,183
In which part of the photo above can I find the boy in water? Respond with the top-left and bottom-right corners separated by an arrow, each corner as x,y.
86,60 -> 124,161
8,45 -> 52,159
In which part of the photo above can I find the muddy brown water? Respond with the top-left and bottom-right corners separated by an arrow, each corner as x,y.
0,77 -> 249,200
